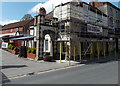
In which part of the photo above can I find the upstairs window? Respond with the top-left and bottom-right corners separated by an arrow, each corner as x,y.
16,28 -> 18,31
60,23 -> 65,29
10,29 -> 12,32
110,8 -> 113,16
59,23 -> 65,32
30,28 -> 34,36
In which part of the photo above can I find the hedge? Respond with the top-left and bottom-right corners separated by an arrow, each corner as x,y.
27,47 -> 36,54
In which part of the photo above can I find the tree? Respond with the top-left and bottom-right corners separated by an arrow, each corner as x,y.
21,14 -> 33,21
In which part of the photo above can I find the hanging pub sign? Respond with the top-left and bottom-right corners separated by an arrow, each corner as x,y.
1,42 -> 8,49
87,24 -> 103,33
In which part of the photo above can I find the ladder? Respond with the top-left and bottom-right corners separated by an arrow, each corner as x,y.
82,42 -> 92,58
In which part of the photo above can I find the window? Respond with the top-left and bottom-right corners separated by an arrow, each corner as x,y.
45,39 -> 48,51
110,8 -> 113,16
45,21 -> 50,25
59,23 -> 65,32
16,28 -> 18,31
60,24 -> 65,29
10,29 -> 12,32
109,17 -> 113,27
30,28 -> 34,36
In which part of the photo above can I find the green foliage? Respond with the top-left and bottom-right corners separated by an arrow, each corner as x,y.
8,44 -> 13,49
26,46 -> 30,51
27,47 -> 36,54
27,47 -> 31,53
21,14 -> 33,21
8,44 -> 14,50
31,48 -> 36,54
27,50 -> 31,53
8,44 -> 19,51
14,47 -> 19,51
11,46 -> 15,50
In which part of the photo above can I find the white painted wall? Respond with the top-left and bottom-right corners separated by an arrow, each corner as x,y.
30,29 -> 34,36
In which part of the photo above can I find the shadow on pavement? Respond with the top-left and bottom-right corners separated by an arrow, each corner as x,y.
1,72 -> 11,84
2,65 -> 27,69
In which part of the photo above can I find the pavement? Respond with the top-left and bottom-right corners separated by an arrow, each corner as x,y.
1,49 -> 120,84
1,49 -> 81,82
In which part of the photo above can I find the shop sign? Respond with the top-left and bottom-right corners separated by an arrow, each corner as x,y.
1,42 -> 8,48
87,24 -> 103,33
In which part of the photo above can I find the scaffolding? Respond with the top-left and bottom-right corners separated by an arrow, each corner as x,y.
56,1 -> 116,64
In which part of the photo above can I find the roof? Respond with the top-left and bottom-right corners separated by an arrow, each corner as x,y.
103,2 -> 120,11
82,2 -> 107,16
90,2 -> 120,11
45,11 -> 53,20
2,19 -> 34,30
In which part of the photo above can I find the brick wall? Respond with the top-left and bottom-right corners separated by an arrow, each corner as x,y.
89,2 -> 105,7
13,40 -> 22,48
1,27 -> 23,34
19,27 -> 23,31
34,17 -> 37,25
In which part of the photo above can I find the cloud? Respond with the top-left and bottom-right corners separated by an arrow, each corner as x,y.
28,0 -> 74,14
28,0 -> 120,14
0,20 -> 19,25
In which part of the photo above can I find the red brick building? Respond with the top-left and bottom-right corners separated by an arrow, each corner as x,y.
0,19 -> 34,48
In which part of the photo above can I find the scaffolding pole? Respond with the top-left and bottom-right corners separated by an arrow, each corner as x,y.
68,42 -> 71,66
97,42 -> 100,59
65,42 -> 68,60
104,42 -> 106,57
90,42 -> 93,60
60,42 -> 62,63
79,42 -> 82,62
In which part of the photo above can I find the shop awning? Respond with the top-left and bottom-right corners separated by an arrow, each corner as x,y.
10,36 -> 34,40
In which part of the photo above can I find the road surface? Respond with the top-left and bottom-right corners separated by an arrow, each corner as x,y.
4,59 -> 118,84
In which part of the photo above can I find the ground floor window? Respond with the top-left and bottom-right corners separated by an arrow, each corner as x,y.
45,39 -> 48,51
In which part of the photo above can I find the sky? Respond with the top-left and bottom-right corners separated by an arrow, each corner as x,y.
0,0 -> 120,25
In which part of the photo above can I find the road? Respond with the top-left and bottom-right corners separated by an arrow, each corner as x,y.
4,60 -> 118,84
